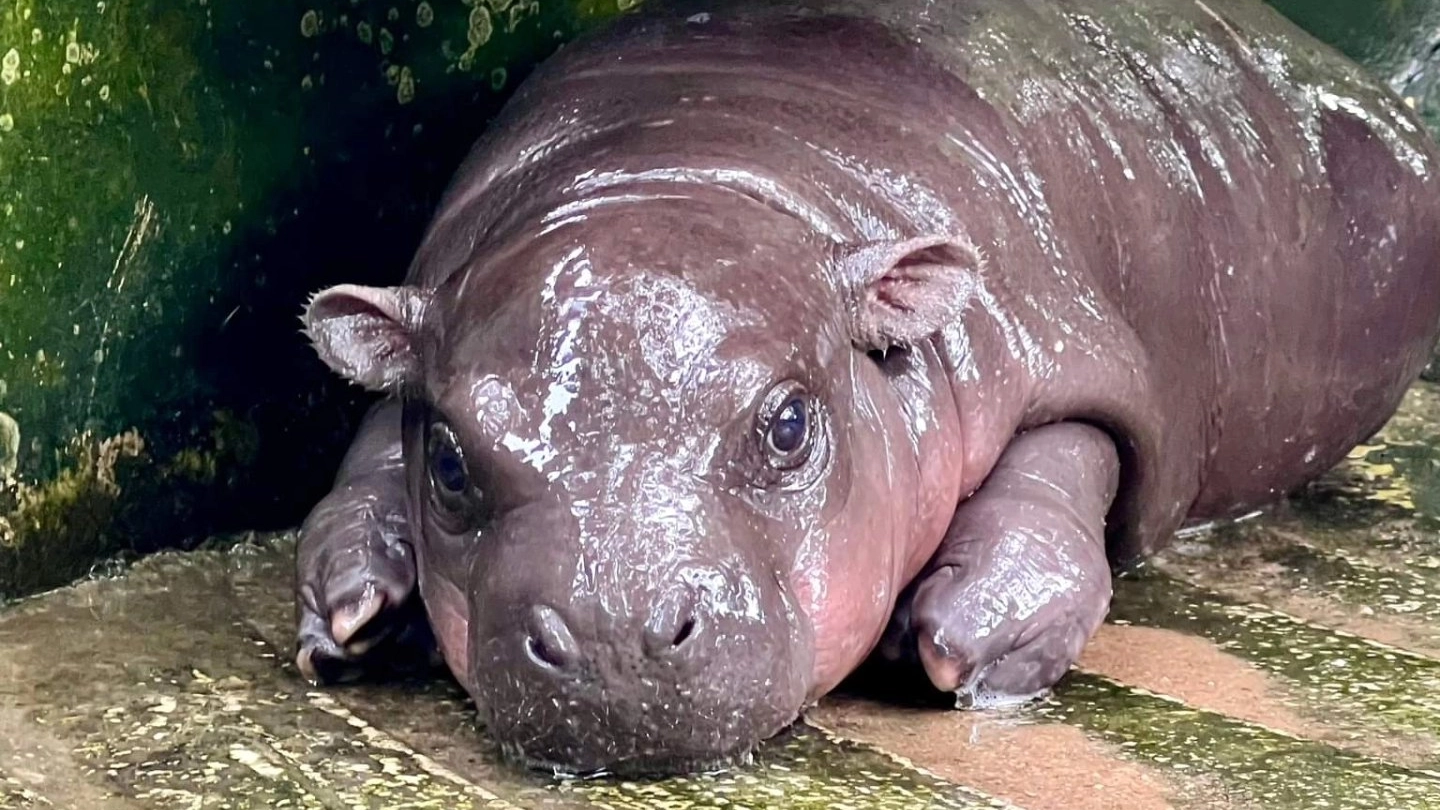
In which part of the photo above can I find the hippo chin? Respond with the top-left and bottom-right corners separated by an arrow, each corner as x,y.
291,0 -> 1440,775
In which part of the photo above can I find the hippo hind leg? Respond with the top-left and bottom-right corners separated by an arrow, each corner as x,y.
295,398 -> 437,684
881,422 -> 1118,706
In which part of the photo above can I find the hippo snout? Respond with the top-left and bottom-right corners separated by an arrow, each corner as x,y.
475,562 -> 811,775
521,579 -> 701,675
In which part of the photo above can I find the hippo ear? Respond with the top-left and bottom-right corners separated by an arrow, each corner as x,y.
839,235 -> 981,352
302,284 -> 431,392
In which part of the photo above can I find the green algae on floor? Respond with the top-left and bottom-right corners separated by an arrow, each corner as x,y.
1048,673 -> 1440,810
0,534 -> 545,809
0,533 -> 1021,810
1107,567 -> 1440,765
0,774 -> 47,810
1160,525 -> 1440,647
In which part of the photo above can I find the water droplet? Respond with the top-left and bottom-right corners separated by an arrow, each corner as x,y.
221,220 -> 233,235
617,0 -> 639,10
300,74 -> 313,90
30,29 -> 41,45
416,1 -> 434,27
0,114 -> 13,133
98,84 -> 109,101
490,66 -> 506,90
356,21 -> 373,44
65,41 -> 80,63
1,49 -> 19,86
387,6 -> 400,21
379,27 -> 394,55
300,9 -> 320,38
397,66 -> 415,104
0,410 -> 19,478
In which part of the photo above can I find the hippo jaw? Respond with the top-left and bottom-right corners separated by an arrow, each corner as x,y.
302,190 -> 981,774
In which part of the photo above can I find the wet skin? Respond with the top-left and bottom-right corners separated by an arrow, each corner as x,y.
293,0 -> 1440,775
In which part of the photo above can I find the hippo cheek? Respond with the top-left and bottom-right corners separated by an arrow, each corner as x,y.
417,571 -> 473,689
460,513 -> 813,774
790,523 -> 900,699
790,408 -> 927,699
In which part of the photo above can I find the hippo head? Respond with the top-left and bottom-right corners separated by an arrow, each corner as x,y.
302,184 -> 976,774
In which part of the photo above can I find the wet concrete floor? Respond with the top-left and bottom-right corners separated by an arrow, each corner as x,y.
8,382 -> 1440,809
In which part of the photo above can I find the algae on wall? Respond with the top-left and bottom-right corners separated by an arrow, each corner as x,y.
1266,0 -> 1440,130
0,0 -> 634,599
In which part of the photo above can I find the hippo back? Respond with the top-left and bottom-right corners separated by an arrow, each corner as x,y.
403,0 -> 1440,561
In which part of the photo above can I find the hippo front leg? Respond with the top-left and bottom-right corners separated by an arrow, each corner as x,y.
884,422 -> 1119,706
295,399 -> 436,684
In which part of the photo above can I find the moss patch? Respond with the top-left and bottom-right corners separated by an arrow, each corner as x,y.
0,429 -> 147,598
0,408 -> 268,600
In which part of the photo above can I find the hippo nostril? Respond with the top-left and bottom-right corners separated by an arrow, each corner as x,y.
645,605 -> 703,659
526,634 -> 565,671
525,605 -> 579,674
670,617 -> 697,649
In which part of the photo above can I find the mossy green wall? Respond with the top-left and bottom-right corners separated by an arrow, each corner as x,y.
0,0 -> 632,598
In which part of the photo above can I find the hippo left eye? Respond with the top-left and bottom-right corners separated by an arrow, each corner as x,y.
764,393 -> 813,468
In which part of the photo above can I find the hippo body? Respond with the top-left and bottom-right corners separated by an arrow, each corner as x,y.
295,0 -> 1440,775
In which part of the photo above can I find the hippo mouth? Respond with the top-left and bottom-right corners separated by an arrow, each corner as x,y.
482,682 -> 807,778
471,606 -> 813,777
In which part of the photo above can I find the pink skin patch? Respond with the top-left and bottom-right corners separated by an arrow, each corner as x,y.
791,500 -> 912,700
422,576 -> 473,690
795,564 -> 894,700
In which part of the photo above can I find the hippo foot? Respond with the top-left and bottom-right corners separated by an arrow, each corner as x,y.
295,553 -> 434,680
900,555 -> 1108,704
296,519 -> 438,684
296,492 -> 437,680
882,422 -> 1119,703
294,399 -> 440,684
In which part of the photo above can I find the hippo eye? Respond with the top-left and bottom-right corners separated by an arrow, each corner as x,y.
426,422 -> 470,498
764,394 -> 813,468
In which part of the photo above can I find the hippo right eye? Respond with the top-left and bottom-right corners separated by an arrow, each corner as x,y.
433,444 -> 468,494
756,382 -> 820,475
426,422 -> 472,501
